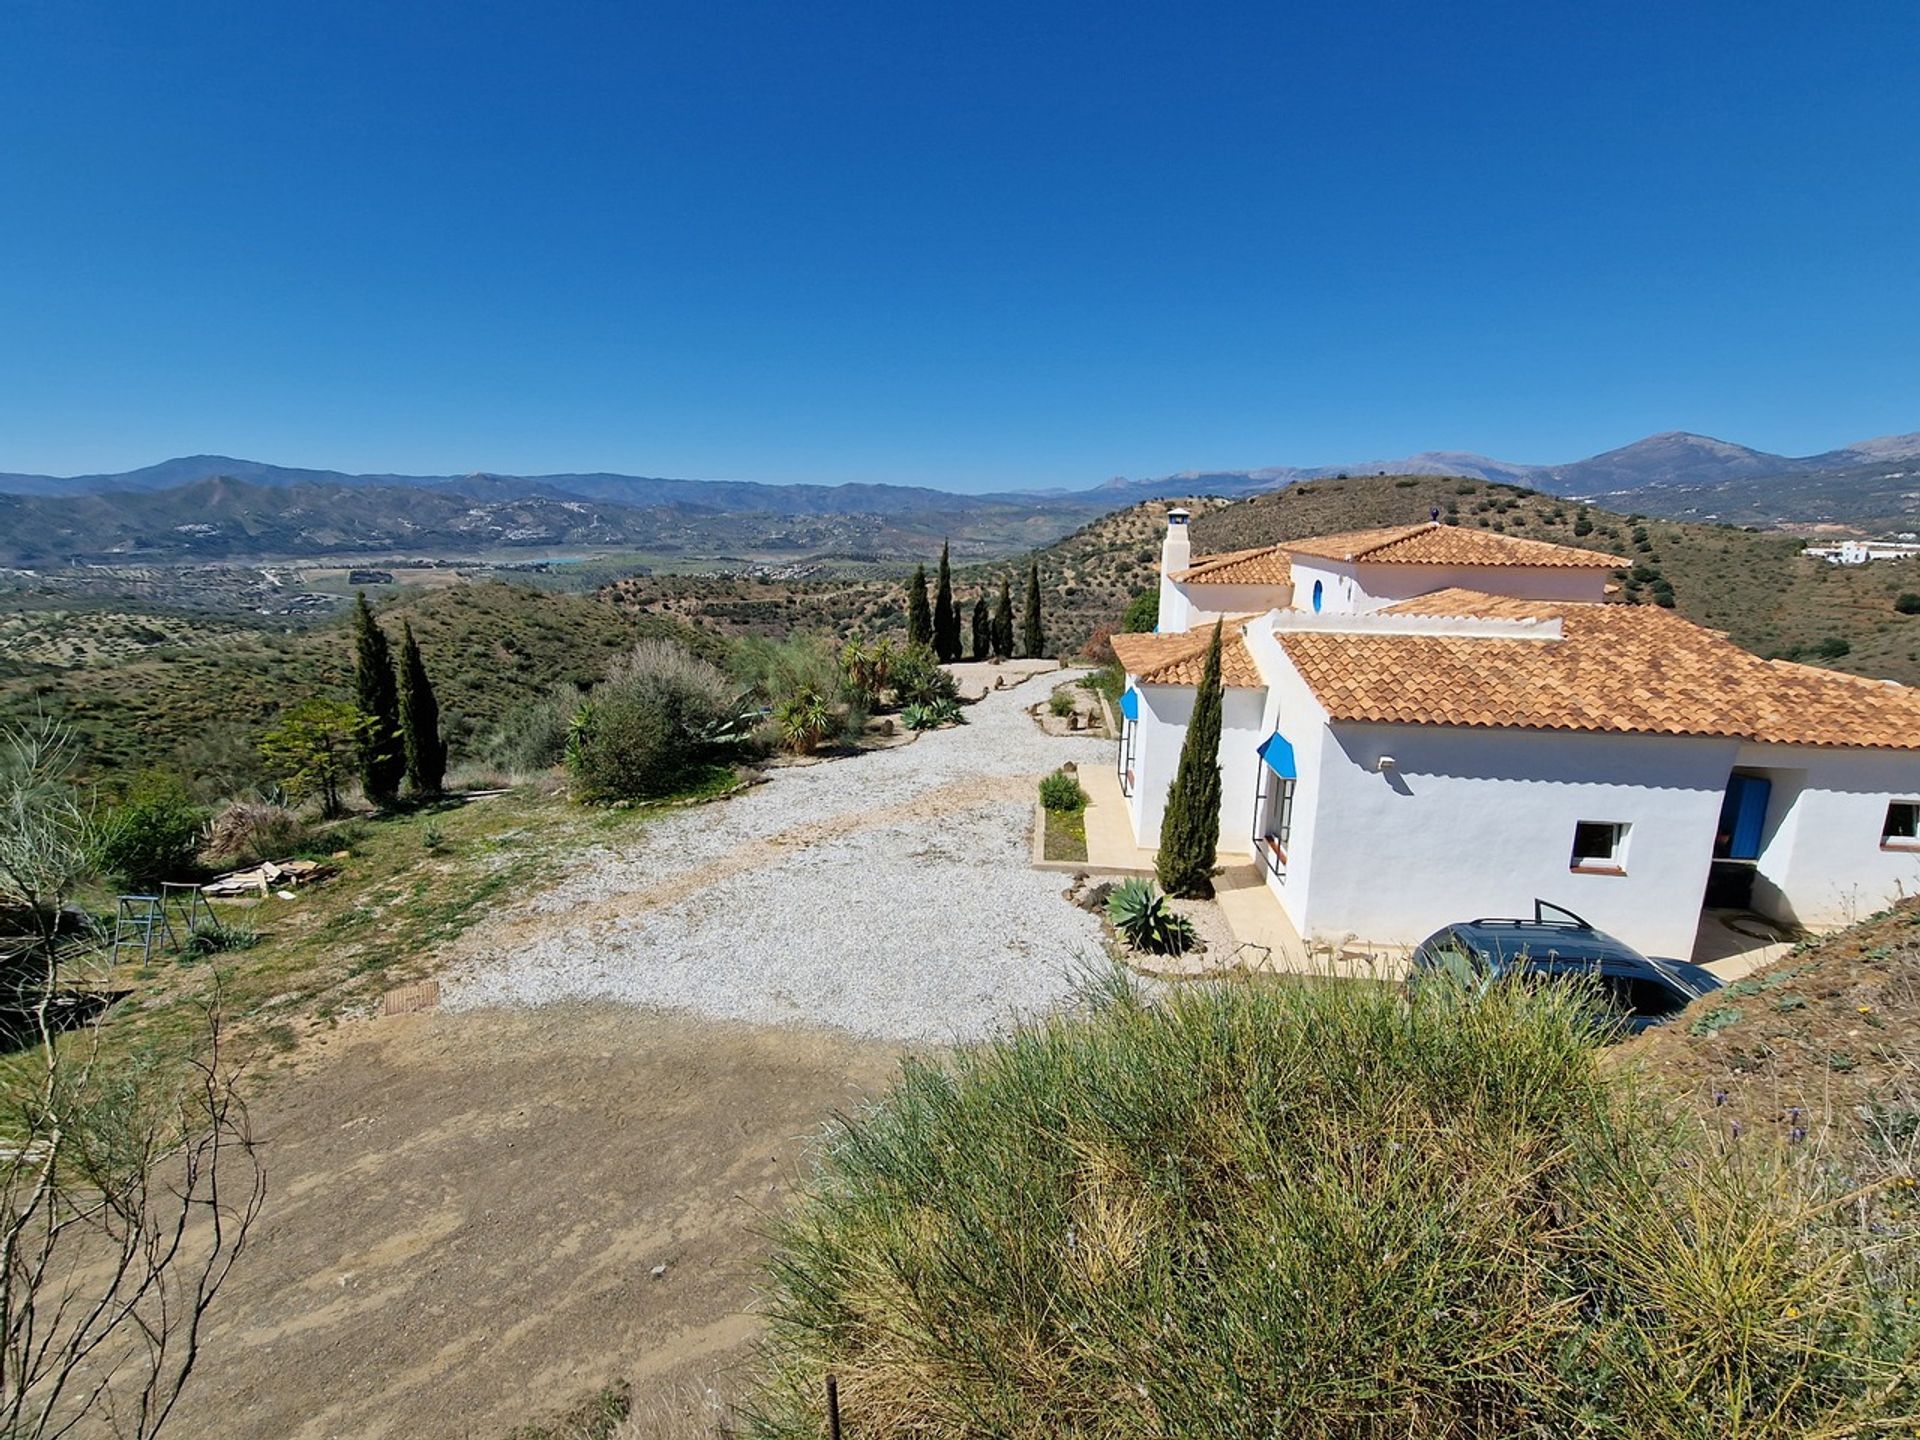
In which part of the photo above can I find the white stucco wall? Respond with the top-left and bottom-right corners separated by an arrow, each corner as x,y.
1171,580 -> 1294,629
1125,679 -> 1267,850
1294,721 -> 1740,958
1285,556 -> 1610,615
1734,743 -> 1920,927
1242,617 -> 1330,930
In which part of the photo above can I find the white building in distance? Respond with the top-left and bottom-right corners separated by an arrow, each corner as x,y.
1111,511 -> 1920,960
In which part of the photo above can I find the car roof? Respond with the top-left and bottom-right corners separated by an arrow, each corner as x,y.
1443,919 -> 1648,967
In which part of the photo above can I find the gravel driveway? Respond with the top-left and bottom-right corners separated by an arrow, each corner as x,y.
442,670 -> 1113,1042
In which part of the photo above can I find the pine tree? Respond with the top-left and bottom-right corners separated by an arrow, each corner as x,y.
1021,559 -> 1045,659
398,621 -> 446,797
970,594 -> 990,661
908,565 -> 932,648
352,592 -> 405,806
992,576 -> 1015,660
932,541 -> 961,662
1156,621 -> 1224,898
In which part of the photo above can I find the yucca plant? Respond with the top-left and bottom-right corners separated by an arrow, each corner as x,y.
775,687 -> 836,753
1105,877 -> 1196,956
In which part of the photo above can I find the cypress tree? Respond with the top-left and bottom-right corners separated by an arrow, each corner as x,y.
992,576 -> 1015,659
351,592 -> 404,806
398,620 -> 446,797
1021,559 -> 1045,659
970,594 -> 990,662
932,541 -> 961,662
907,564 -> 932,648
1156,620 -> 1224,898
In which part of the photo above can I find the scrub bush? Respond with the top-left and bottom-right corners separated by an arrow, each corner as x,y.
89,770 -> 206,887
203,800 -> 309,867
184,917 -> 258,957
485,682 -> 589,772
749,975 -> 1920,1438
566,641 -> 739,802
1038,770 -> 1087,813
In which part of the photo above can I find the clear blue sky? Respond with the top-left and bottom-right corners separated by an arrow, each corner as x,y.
2,1 -> 1915,489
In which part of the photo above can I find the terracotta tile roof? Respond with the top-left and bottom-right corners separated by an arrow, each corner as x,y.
1384,587 -> 1575,620
1283,522 -> 1626,569
1172,545 -> 1294,585
1111,624 -> 1264,688
1279,597 -> 1920,749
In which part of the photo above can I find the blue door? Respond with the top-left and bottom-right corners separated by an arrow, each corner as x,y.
1715,774 -> 1771,861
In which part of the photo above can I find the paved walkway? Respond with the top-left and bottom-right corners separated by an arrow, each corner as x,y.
441,670 -> 1114,1043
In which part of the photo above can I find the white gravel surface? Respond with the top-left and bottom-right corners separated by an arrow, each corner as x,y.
442,669 -> 1115,1042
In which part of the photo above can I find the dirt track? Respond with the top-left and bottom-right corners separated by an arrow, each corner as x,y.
174,1007 -> 898,1439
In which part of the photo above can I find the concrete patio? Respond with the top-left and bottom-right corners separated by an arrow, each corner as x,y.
1062,763 -> 1411,980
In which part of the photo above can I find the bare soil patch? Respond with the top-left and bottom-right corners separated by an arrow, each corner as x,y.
172,1007 -> 899,1439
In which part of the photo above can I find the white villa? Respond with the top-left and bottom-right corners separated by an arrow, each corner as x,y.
1109,509 -> 1920,960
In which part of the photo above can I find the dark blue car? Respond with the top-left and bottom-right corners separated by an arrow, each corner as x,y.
1409,900 -> 1723,1035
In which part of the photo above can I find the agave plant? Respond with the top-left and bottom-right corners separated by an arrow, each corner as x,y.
1106,878 -> 1197,957
697,689 -> 764,746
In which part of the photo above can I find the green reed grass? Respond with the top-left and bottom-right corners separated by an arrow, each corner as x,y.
749,973 -> 1919,1439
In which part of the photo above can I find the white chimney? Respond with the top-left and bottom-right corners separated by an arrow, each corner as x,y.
1157,507 -> 1192,634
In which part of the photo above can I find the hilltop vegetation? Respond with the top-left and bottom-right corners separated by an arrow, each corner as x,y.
0,582 -> 711,788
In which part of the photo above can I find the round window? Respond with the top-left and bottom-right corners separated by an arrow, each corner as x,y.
1311,579 -> 1324,613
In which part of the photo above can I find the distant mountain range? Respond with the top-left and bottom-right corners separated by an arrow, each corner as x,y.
1107,430 -> 1920,505
3,428 -> 1918,566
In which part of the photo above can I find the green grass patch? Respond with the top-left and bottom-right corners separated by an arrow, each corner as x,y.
1042,805 -> 1086,862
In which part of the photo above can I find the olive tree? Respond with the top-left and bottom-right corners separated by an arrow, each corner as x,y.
0,720 -> 265,1437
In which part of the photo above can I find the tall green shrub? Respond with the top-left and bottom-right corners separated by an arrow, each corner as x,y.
351,593 -> 404,806
1155,620 -> 1222,897
1022,559 -> 1045,659
933,541 -> 962,662
90,769 -> 205,888
970,595 -> 990,661
992,576 -> 1014,659
907,565 -> 933,648
397,621 -> 446,797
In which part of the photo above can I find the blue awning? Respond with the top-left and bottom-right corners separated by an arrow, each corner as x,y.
1120,687 -> 1139,721
1256,731 -> 1296,779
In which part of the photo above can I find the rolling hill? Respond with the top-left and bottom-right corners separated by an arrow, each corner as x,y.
0,475 -> 1098,568
7,426 -> 1920,569
1100,430 -> 1920,528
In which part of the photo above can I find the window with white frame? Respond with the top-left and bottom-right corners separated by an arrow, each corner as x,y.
1570,820 -> 1629,873
1117,717 -> 1137,797
1882,801 -> 1920,848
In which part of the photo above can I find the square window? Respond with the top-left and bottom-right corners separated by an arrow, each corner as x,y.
1570,821 -> 1628,871
1882,802 -> 1920,846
